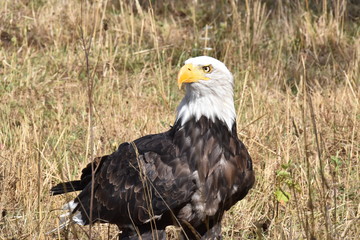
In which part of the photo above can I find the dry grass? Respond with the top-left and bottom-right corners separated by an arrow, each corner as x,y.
0,0 -> 359,239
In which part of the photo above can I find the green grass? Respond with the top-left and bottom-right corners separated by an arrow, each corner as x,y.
0,0 -> 359,239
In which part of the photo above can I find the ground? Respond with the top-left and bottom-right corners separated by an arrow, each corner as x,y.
0,0 -> 359,239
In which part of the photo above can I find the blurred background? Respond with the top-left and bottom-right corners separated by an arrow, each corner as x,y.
0,0 -> 359,239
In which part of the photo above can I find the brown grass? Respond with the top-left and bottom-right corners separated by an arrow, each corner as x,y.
0,0 -> 359,239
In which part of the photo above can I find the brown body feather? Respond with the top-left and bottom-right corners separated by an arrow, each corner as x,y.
51,116 -> 254,239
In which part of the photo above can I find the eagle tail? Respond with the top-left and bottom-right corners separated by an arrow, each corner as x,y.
50,180 -> 83,195
46,200 -> 85,235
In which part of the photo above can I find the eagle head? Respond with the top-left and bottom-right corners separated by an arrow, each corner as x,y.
176,56 -> 236,131
177,56 -> 233,90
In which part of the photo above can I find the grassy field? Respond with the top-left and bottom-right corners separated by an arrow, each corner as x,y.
0,0 -> 359,239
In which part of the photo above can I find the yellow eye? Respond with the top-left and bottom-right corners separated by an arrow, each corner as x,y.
202,65 -> 212,73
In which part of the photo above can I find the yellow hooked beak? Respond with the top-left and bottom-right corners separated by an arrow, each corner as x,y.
177,64 -> 210,89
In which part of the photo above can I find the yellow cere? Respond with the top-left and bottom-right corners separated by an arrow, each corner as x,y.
177,63 -> 210,89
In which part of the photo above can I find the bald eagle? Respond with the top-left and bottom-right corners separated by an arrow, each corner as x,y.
51,56 -> 255,239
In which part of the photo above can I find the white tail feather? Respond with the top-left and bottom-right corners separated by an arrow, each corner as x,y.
46,201 -> 85,235
62,200 -> 77,211
72,211 -> 85,225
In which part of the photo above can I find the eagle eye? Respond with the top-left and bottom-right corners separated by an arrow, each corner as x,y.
202,65 -> 212,73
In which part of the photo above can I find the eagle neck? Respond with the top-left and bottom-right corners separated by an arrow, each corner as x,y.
175,85 -> 236,131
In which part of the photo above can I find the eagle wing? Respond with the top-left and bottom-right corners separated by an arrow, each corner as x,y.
73,131 -> 196,226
